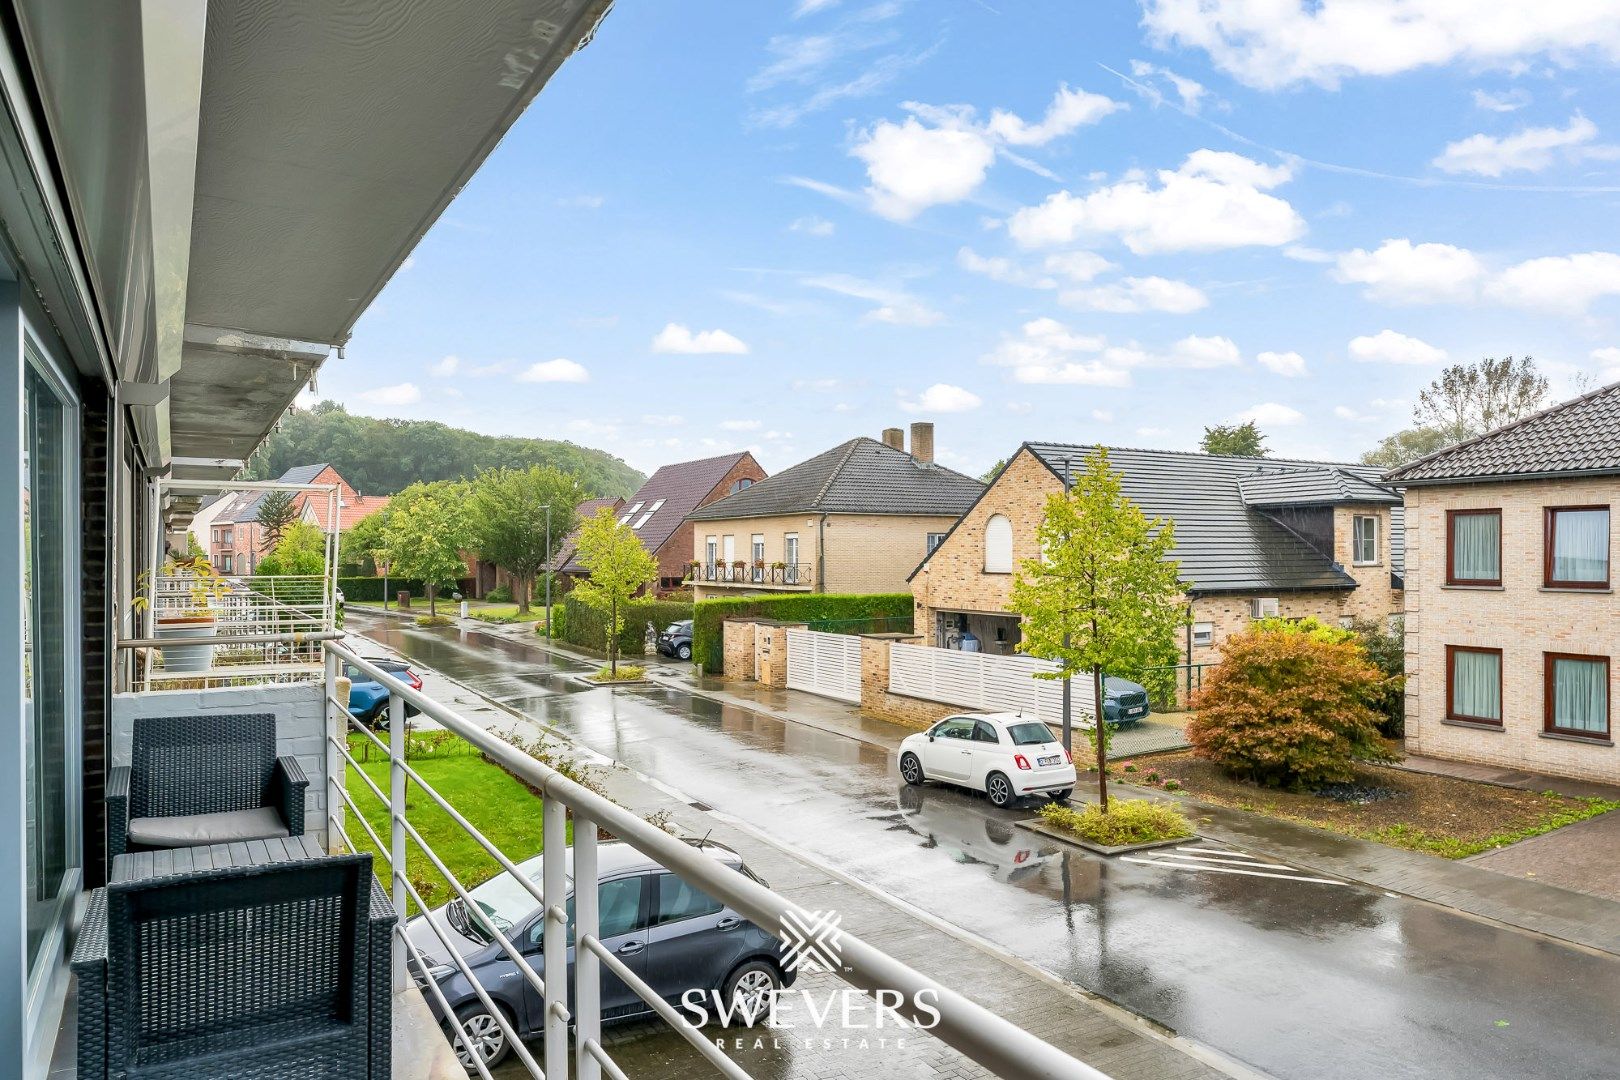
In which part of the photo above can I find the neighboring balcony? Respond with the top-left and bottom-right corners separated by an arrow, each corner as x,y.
689,562 -> 814,589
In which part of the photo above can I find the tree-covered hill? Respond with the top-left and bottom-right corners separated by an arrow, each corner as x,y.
243,401 -> 643,497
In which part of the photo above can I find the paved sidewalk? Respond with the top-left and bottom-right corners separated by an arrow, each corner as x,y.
349,620 -> 1243,1080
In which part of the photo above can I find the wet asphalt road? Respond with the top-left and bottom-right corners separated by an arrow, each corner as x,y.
353,615 -> 1620,1080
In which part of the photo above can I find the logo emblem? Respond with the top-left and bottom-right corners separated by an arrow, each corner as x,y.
779,909 -> 843,974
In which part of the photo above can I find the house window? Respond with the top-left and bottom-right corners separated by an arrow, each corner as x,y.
1545,506 -> 1610,589
1545,653 -> 1609,739
1446,509 -> 1501,585
1352,515 -> 1379,565
1191,621 -> 1214,647
618,501 -> 644,525
1251,597 -> 1280,618
926,531 -> 947,554
751,534 -> 765,580
984,514 -> 1013,573
1446,645 -> 1502,725
705,535 -> 717,568
784,533 -> 800,583
633,498 -> 665,530
731,478 -> 752,493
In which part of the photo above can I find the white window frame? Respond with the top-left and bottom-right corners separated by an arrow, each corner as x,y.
926,531 -> 947,554
1252,597 -> 1280,618
1191,621 -> 1215,647
984,514 -> 1013,574
1352,514 -> 1379,565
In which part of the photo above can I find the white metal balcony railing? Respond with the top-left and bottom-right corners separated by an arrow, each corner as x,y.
136,573 -> 335,690
691,562 -> 814,587
321,641 -> 1107,1080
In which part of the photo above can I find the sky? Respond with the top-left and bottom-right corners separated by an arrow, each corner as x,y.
315,1 -> 1620,479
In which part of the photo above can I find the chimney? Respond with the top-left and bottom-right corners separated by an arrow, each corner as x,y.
909,421 -> 934,464
881,427 -> 905,452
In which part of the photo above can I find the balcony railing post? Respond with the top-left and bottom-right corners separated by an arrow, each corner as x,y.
543,796 -> 569,1079
389,689 -> 409,992
574,814 -> 601,1080
324,649 -> 344,852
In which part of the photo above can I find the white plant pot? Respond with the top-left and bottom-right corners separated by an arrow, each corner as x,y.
155,617 -> 217,673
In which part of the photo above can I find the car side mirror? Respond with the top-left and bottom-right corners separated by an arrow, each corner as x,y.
926,733 -> 935,742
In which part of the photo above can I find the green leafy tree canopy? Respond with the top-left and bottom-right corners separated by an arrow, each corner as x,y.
571,507 -> 658,675
254,520 -> 328,577
383,481 -> 470,615
255,490 -> 298,550
1008,447 -> 1187,811
340,508 -> 393,576
1200,421 -> 1267,457
466,466 -> 585,614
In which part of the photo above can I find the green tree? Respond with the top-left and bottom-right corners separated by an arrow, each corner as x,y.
255,520 -> 328,576
340,508 -> 393,576
980,458 -> 1008,484
255,490 -> 298,550
1415,355 -> 1548,439
1359,426 -> 1455,469
571,507 -> 658,676
466,466 -> 584,614
185,532 -> 208,561
384,481 -> 470,615
1200,421 -> 1267,457
1008,447 -> 1187,811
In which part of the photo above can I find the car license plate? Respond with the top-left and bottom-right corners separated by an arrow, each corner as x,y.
1038,755 -> 1061,767
1126,706 -> 1145,716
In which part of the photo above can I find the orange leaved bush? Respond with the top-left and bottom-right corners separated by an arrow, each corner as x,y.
1186,623 -> 1392,789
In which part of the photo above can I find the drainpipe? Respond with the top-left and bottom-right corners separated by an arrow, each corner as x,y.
1185,603 -> 1194,705
816,513 -> 828,592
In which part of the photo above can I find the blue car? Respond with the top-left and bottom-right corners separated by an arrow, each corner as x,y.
1102,676 -> 1152,725
345,657 -> 423,727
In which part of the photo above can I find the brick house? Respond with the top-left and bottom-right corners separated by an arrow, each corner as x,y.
1387,384 -> 1620,785
206,463 -> 387,573
911,443 -> 1405,668
686,423 -> 984,601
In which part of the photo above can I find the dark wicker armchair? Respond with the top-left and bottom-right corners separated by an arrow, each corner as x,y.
107,712 -> 308,856
72,852 -> 393,1080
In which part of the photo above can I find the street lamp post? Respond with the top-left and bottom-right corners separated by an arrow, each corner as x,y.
1060,459 -> 1073,756
542,504 -> 552,640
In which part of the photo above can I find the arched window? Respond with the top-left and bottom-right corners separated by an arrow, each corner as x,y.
984,514 -> 1013,573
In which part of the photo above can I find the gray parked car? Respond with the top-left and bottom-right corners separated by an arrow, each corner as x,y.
407,839 -> 793,1070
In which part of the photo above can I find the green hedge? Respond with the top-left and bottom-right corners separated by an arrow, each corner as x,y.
561,595 -> 693,656
692,593 -> 914,673
338,576 -> 432,602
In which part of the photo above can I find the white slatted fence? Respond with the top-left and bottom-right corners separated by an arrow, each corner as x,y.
785,628 -> 863,703
889,641 -> 1096,723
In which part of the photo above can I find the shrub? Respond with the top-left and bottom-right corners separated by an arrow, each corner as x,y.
1163,779 -> 1183,792
487,725 -> 603,797
1038,799 -> 1192,846
592,664 -> 646,682
1186,621 -> 1393,789
484,584 -> 512,603
535,604 -> 566,639
691,592 -> 914,673
561,595 -> 691,656
337,576 -> 432,602
1351,616 -> 1406,737
415,615 -> 453,627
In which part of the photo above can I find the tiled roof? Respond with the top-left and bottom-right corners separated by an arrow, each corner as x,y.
1023,444 -> 1402,594
306,493 -> 390,532
1238,467 -> 1400,507
277,462 -> 332,485
687,437 -> 983,521
620,453 -> 758,557
553,497 -> 625,573
1385,381 -> 1620,484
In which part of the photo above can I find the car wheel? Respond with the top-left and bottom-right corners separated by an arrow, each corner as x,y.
899,752 -> 925,786
446,1001 -> 514,1070
986,771 -> 1015,809
722,960 -> 781,1027
677,643 -> 692,661
365,702 -> 388,729
1050,788 -> 1073,802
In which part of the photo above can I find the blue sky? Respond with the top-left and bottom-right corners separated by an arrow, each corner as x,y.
319,1 -> 1620,478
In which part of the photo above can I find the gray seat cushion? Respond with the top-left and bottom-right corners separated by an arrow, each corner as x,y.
126,807 -> 290,848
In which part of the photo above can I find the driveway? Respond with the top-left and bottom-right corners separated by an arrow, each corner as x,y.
351,613 -> 1620,1080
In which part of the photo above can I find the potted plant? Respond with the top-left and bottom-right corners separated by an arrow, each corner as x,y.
770,559 -> 787,583
132,555 -> 234,673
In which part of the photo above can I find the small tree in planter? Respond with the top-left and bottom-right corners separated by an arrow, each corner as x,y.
132,555 -> 235,673
573,508 -> 658,677
1008,447 -> 1186,813
1186,621 -> 1392,788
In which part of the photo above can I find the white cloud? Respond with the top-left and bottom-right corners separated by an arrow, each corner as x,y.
1006,150 -> 1304,254
1590,347 -> 1620,381
982,318 -> 1240,386
720,419 -> 763,431
1141,0 -> 1620,90
790,215 -> 836,236
801,274 -> 943,326
1043,251 -> 1115,283
1348,330 -> 1448,366
1059,275 -> 1208,314
900,383 -> 983,414
1257,350 -> 1307,377
358,382 -> 421,406
1473,88 -> 1531,113
794,0 -> 839,16
517,358 -> 590,383
957,247 -> 1056,288
1237,402 -> 1304,427
1091,408 -> 1114,422
984,85 -> 1125,147
1127,60 -> 1210,113
1334,238 -> 1486,304
1484,251 -> 1620,315
651,323 -> 750,354
1136,426 -> 1171,439
1006,401 -> 1034,414
850,85 -> 1122,220
430,354 -> 460,377
1433,115 -> 1617,176
1334,405 -> 1377,422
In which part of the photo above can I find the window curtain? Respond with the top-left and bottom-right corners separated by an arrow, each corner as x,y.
1452,650 -> 1500,720
1552,658 -> 1607,733
1452,514 -> 1500,580
1552,509 -> 1609,583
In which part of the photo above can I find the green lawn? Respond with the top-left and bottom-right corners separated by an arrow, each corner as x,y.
341,732 -> 550,914
349,598 -> 559,626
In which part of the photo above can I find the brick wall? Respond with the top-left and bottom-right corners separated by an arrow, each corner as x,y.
110,683 -> 329,839
693,511 -> 955,600
858,633 -> 957,730
721,619 -> 756,680
1405,477 -> 1619,784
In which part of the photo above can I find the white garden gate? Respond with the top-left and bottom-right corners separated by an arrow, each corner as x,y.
888,642 -> 1096,723
786,628 -> 863,703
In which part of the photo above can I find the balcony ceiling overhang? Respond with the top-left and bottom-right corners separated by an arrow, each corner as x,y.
13,0 -> 612,485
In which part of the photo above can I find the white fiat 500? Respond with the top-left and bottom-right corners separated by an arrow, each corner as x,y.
897,713 -> 1076,808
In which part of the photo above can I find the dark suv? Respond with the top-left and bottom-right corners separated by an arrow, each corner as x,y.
656,620 -> 693,661
407,839 -> 792,1070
